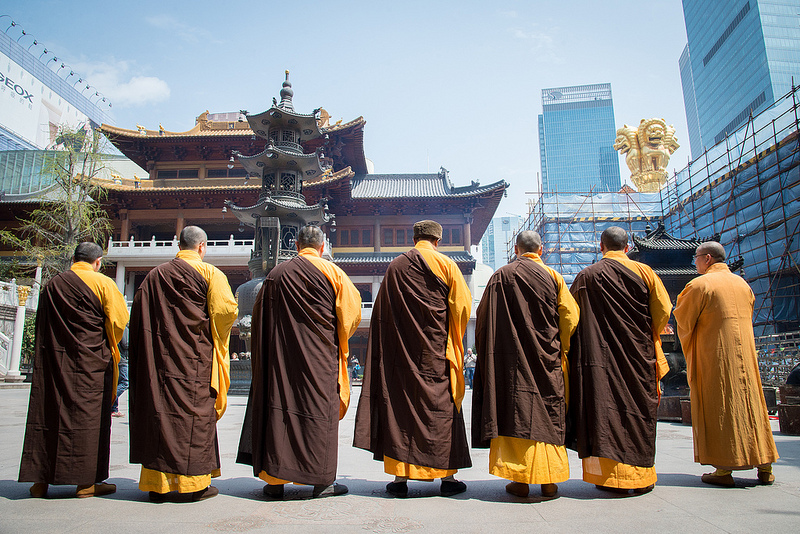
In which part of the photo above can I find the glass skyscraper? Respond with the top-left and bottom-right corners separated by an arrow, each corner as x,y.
538,83 -> 621,194
680,0 -> 800,160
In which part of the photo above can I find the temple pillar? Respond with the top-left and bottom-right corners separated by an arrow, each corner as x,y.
374,220 -> 381,252
6,285 -> 31,382
176,209 -> 185,237
463,218 -> 472,252
115,263 -> 126,293
120,210 -> 130,240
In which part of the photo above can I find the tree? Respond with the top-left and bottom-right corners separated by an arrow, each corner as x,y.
1,125 -> 113,282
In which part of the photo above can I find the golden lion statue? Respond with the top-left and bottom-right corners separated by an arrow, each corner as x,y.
614,118 -> 679,192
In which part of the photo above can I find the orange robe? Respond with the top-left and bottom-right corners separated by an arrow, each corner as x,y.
384,240 -> 472,480
138,250 -> 238,493
581,250 -> 671,489
487,253 -> 579,485
673,262 -> 778,468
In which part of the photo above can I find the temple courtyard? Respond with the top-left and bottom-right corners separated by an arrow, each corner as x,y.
0,385 -> 798,533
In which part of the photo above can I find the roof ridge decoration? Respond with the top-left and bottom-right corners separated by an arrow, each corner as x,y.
278,71 -> 294,111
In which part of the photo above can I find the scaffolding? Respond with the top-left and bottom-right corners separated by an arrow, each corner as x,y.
516,191 -> 664,285
514,85 -> 800,336
662,85 -> 800,335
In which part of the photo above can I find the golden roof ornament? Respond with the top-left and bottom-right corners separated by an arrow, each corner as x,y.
613,118 -> 680,192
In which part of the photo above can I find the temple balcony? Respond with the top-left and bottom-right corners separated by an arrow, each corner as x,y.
106,236 -> 255,267
274,140 -> 303,153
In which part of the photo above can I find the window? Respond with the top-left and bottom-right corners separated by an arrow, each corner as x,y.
381,226 -> 413,246
440,226 -> 463,245
332,227 -> 373,247
207,168 -> 248,178
282,130 -> 295,142
157,169 -> 198,179
280,172 -> 296,191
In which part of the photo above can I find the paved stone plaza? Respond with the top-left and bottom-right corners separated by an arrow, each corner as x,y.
1,385 -> 798,533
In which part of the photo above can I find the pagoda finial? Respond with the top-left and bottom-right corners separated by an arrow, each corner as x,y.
278,70 -> 294,111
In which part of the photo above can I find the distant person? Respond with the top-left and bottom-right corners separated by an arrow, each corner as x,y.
464,348 -> 476,388
129,226 -> 238,502
354,220 -> 472,497
567,226 -> 671,494
674,241 -> 779,487
111,326 -> 130,417
237,225 -> 361,498
19,242 -> 128,498
472,230 -> 579,498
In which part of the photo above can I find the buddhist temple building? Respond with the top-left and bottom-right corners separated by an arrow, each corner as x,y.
97,73 -> 508,359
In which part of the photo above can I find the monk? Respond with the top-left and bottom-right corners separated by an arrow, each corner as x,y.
354,220 -> 472,497
237,225 -> 361,499
129,226 -> 237,502
673,241 -> 779,487
473,230 -> 579,498
567,226 -> 671,494
19,242 -> 128,498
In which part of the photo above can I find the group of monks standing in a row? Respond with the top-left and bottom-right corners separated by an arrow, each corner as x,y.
18,220 -> 779,502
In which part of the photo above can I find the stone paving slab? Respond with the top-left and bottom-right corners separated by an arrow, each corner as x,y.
1,387 -> 798,533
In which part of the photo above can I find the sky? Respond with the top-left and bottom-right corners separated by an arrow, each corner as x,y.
4,0 -> 692,220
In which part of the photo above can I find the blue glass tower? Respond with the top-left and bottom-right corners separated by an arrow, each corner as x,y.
680,0 -> 800,159
538,83 -> 621,193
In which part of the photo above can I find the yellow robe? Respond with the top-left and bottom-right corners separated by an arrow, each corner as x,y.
70,261 -> 129,396
581,250 -> 672,489
673,262 -> 778,468
384,239 -> 472,480
489,253 -> 579,485
261,247 -> 362,487
139,249 -> 238,493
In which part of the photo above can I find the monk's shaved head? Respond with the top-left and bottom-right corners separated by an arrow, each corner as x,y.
601,226 -> 628,251
74,242 -> 103,264
516,230 -> 542,254
179,226 -> 207,250
297,225 -> 325,249
696,241 -> 726,262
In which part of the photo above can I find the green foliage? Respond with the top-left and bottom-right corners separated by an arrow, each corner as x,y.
20,315 -> 36,369
0,125 -> 113,283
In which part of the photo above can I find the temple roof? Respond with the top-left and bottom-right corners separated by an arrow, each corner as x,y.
349,171 -> 508,199
631,223 -> 718,251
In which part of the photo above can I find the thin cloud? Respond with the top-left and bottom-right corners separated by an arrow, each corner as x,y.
510,27 -> 563,64
70,59 -> 171,108
145,14 -> 202,44
499,10 -> 517,18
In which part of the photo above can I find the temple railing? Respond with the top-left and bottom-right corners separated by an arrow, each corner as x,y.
106,237 -> 254,266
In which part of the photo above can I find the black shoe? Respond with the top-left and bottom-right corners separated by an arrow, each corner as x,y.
312,483 -> 348,498
386,481 -> 409,497
149,491 -> 168,503
440,479 -> 466,497
263,484 -> 285,499
191,486 -> 219,501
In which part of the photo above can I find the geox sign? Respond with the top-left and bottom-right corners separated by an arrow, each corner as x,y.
0,71 -> 35,102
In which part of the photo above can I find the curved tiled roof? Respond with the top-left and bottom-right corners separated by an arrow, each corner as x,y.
631,223 -> 719,251
350,173 -> 507,199
100,115 -> 366,140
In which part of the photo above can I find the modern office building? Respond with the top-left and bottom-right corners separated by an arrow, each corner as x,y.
480,215 -> 522,270
538,83 -> 621,193
0,27 -> 112,151
679,0 -> 800,160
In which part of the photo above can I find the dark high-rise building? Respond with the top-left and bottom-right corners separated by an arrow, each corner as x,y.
679,0 -> 800,160
538,83 -> 621,193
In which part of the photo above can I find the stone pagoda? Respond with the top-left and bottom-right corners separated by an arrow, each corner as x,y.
225,72 -> 334,345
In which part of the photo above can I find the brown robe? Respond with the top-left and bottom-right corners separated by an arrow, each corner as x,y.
19,271 -> 114,485
129,258 -> 219,476
472,257 -> 564,448
237,256 -> 342,486
566,258 -> 658,468
353,249 -> 471,470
